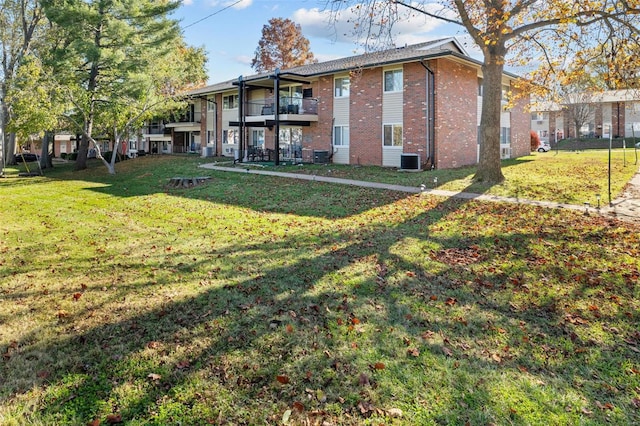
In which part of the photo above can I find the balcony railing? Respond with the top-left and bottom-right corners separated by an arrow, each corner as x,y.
168,111 -> 201,124
143,124 -> 172,135
245,97 -> 318,117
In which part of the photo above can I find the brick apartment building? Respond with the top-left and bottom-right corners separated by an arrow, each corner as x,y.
157,37 -> 530,170
531,89 -> 640,143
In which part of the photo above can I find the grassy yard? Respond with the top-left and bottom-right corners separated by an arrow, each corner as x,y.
0,154 -> 639,425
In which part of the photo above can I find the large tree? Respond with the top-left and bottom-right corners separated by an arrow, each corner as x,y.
324,0 -> 640,183
0,0 -> 44,171
5,53 -> 65,170
251,18 -> 316,73
41,0 -> 190,171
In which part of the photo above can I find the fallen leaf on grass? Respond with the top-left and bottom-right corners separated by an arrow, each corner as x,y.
407,348 -> 420,357
87,419 -> 101,426
442,347 -> 453,357
106,414 -> 122,424
281,409 -> 291,424
292,401 -> 305,412
595,401 -> 614,410
276,375 -> 290,384
176,360 -> 190,369
359,373 -> 370,386
73,292 -> 82,301
57,310 -> 69,319
445,297 -> 457,306
387,407 -> 403,418
421,330 -> 435,340
373,362 -> 385,370
147,373 -> 161,381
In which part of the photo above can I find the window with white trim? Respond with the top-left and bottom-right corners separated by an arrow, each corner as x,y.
384,69 -> 403,92
383,124 -> 403,147
223,129 -> 237,144
500,127 -> 511,144
251,129 -> 265,148
223,94 -> 239,109
207,98 -> 216,111
333,126 -> 349,146
334,77 -> 350,97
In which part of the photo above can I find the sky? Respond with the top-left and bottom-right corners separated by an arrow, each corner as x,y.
173,0 -> 476,84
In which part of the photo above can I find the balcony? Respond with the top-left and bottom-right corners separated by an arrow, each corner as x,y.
165,111 -> 202,132
242,97 -> 318,126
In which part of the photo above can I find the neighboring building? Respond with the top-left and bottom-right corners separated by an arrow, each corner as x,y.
531,89 -> 640,143
163,37 -> 530,169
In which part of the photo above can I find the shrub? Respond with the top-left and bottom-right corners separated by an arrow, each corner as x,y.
530,130 -> 541,151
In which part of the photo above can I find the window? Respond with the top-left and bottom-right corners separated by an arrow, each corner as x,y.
334,77 -> 350,97
251,129 -> 265,148
383,124 -> 403,147
223,129 -> 237,144
500,127 -> 511,145
478,78 -> 483,96
501,85 -> 510,102
207,98 -> 216,111
223,94 -> 239,109
333,126 -> 349,146
384,69 -> 403,92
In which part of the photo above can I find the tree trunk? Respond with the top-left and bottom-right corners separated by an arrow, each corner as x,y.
40,131 -> 54,169
474,51 -> 506,183
1,97 -> 17,166
74,133 -> 90,170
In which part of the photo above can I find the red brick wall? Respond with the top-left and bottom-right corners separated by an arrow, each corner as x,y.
215,93 -> 223,156
509,86 -> 531,158
403,63 -> 428,159
433,58 -> 478,169
613,102 -> 625,137
303,77 -> 333,154
200,98 -> 207,148
350,68 -> 383,165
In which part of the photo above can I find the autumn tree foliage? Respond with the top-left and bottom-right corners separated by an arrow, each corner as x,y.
323,0 -> 640,183
251,18 -> 316,73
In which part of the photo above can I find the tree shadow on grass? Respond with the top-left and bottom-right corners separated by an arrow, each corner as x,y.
2,173 -> 639,424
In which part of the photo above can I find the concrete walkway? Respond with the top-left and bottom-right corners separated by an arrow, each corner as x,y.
200,164 -> 640,223
602,167 -> 640,223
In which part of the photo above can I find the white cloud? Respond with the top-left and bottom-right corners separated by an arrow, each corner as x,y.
292,3 -> 454,48
231,0 -> 252,10
235,54 -> 253,65
208,0 -> 252,9
182,0 -> 193,5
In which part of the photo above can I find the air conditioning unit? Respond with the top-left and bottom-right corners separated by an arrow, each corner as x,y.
400,153 -> 420,171
313,150 -> 329,164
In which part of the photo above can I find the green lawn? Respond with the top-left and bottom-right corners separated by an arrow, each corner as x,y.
0,154 -> 639,425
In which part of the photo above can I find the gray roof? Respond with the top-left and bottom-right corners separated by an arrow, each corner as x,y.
189,37 -> 482,96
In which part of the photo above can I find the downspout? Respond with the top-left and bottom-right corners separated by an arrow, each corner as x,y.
237,75 -> 245,163
274,68 -> 281,166
420,61 -> 436,168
